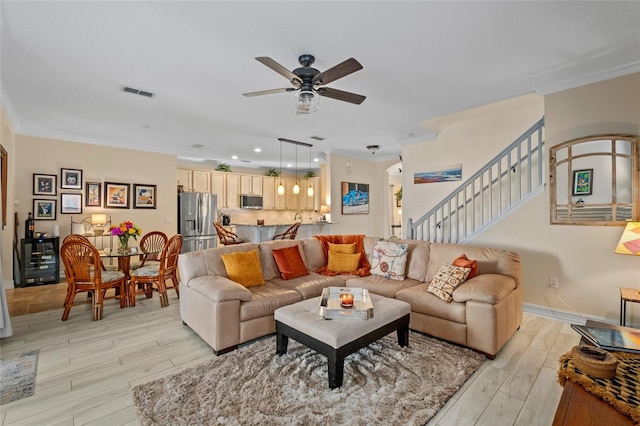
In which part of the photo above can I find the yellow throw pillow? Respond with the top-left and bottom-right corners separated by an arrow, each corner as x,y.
328,242 -> 357,254
220,250 -> 265,288
327,251 -> 361,273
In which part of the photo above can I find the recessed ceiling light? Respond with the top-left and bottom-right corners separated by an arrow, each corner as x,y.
254,148 -> 262,153
287,163 -> 293,168
231,155 -> 238,160
313,158 -> 319,162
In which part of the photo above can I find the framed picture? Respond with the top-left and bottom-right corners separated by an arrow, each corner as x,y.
61,168 -> 82,189
572,169 -> 593,196
104,182 -> 130,208
33,199 -> 57,220
133,183 -> 157,209
85,182 -> 102,207
61,193 -> 82,214
414,164 -> 462,184
341,182 -> 369,215
33,173 -> 57,196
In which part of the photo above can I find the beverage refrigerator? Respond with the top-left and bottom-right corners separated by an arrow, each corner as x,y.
177,192 -> 218,253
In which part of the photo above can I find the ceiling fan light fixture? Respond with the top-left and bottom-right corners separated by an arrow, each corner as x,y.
296,90 -> 319,114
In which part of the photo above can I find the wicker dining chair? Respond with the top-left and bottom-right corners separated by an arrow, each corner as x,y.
129,234 -> 183,307
130,231 -> 168,270
213,222 -> 244,245
60,239 -> 126,321
271,222 -> 301,240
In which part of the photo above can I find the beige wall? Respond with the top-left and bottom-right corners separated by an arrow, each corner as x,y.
10,135 -> 177,286
401,74 -> 639,323
1,108 -> 16,286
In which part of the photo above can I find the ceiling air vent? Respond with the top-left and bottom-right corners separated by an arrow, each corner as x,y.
123,86 -> 155,98
310,136 -> 325,141
241,160 -> 252,163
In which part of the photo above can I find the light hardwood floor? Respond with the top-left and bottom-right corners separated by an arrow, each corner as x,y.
0,291 -> 578,425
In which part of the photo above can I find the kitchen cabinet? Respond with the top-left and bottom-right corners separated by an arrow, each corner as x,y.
177,169 -> 192,192
262,177 -> 275,209
226,174 -> 241,209
285,180 -> 300,211
211,171 -> 227,207
241,175 -> 262,195
192,170 -> 211,193
299,178 -> 320,211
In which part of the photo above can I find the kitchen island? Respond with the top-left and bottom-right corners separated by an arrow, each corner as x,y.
234,222 -> 334,242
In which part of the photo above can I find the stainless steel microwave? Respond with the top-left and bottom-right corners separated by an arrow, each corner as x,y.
240,194 -> 263,209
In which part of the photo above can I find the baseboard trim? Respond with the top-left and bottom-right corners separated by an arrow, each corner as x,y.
3,280 -> 15,290
523,302 -> 629,327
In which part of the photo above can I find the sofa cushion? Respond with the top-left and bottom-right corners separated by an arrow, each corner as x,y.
270,273 -> 346,299
328,242 -> 356,254
258,240 -> 306,280
239,282 -> 303,321
302,238 -> 326,271
186,275 -> 252,302
203,243 -> 260,278
427,264 -> 471,302
345,275 -> 422,299
327,251 -> 361,273
395,283 -> 467,324
452,254 -> 478,279
272,245 -> 310,280
221,249 -> 265,288
370,240 -> 409,281
452,273 -> 516,304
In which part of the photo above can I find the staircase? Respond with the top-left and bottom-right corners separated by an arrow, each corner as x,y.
408,118 -> 545,243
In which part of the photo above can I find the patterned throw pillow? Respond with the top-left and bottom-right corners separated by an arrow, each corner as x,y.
220,249 -> 265,288
370,241 -> 409,281
427,263 -> 471,302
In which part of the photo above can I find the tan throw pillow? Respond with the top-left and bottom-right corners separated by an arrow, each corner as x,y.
427,263 -> 471,302
327,251 -> 361,273
370,241 -> 409,281
220,249 -> 265,288
452,254 -> 478,278
328,242 -> 357,254
272,246 -> 309,280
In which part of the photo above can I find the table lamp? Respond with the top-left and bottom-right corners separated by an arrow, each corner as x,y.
91,213 -> 107,236
320,205 -> 330,222
615,222 -> 640,256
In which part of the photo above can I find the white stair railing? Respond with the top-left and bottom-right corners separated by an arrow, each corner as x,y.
409,117 -> 545,243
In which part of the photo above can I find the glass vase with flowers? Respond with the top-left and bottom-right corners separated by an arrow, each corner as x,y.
109,221 -> 142,253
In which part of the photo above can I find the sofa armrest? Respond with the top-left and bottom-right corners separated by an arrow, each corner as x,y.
452,273 -> 516,304
187,275 -> 252,303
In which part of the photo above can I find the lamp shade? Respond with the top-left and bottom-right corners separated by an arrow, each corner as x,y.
614,222 -> 640,255
91,213 -> 107,225
320,205 -> 330,214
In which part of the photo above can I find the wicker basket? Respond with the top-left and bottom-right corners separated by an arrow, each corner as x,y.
571,345 -> 618,379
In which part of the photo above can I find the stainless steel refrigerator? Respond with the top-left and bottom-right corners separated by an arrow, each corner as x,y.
178,192 -> 218,253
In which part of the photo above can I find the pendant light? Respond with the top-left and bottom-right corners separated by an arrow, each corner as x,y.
307,145 -> 314,197
293,143 -> 300,194
277,140 -> 285,195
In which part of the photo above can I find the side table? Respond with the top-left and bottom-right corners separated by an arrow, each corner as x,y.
620,287 -> 640,326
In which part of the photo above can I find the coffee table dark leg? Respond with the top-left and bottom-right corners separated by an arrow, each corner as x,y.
328,357 -> 344,389
397,325 -> 409,347
276,332 -> 289,355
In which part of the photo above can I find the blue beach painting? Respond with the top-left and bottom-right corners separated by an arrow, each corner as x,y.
414,164 -> 462,184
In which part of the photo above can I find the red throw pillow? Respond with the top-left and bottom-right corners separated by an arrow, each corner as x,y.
272,246 -> 310,280
452,254 -> 478,279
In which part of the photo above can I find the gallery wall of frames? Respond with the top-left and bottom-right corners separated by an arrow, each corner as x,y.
32,168 -> 157,220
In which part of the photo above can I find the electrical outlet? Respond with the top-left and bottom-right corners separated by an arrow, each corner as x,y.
549,277 -> 559,289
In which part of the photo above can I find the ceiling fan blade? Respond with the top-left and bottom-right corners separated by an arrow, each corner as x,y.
312,58 -> 363,86
317,87 -> 366,105
243,88 -> 296,97
255,57 -> 302,86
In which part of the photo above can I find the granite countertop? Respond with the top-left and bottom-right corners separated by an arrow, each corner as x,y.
234,222 -> 334,227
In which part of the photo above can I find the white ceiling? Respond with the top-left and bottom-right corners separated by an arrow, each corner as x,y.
1,1 -> 639,171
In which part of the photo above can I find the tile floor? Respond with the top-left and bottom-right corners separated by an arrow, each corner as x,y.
1,285 -> 578,425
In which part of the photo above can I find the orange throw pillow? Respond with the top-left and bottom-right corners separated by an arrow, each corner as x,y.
452,254 -> 478,279
272,246 -> 309,280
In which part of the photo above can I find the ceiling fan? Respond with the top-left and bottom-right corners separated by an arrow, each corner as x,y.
243,54 -> 366,113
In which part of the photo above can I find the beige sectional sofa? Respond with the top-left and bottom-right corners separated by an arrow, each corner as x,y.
178,237 -> 522,358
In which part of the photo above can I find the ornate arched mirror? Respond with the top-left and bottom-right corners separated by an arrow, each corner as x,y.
550,134 -> 639,225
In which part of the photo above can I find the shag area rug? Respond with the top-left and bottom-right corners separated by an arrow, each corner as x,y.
0,350 -> 38,405
132,332 -> 486,425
